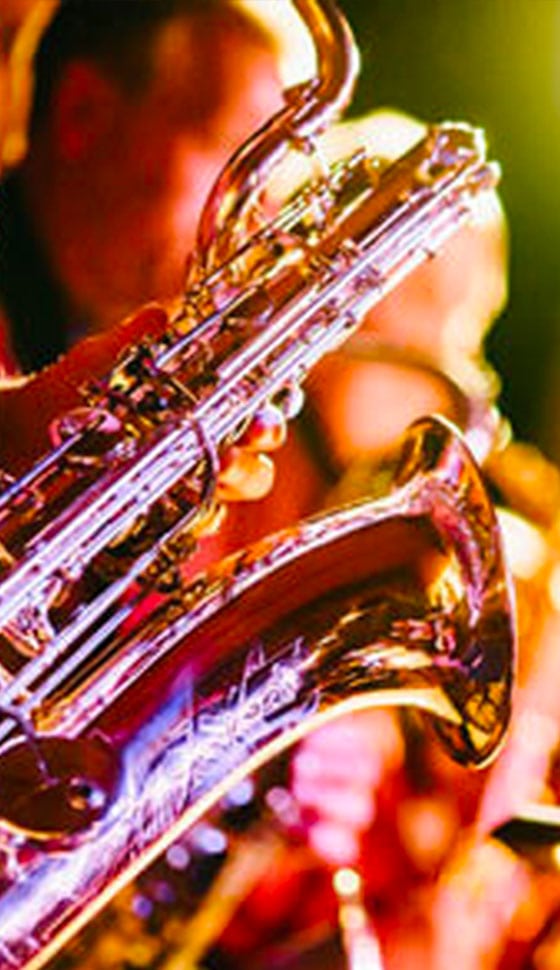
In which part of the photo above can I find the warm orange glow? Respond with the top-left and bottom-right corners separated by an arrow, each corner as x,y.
0,0 -> 59,167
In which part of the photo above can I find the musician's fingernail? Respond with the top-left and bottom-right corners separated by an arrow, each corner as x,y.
217,448 -> 275,501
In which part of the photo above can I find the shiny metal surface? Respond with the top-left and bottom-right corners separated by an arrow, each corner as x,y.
0,124 -> 498,670
0,417 -> 514,970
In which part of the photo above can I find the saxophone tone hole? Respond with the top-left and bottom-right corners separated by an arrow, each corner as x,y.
0,735 -> 120,839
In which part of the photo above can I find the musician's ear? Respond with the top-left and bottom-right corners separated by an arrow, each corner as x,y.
50,60 -> 120,163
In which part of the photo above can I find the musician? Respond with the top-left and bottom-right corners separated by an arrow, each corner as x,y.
0,0 -> 291,500
0,3 -> 532,969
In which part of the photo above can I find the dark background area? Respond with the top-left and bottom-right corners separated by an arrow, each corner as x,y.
338,0 -> 560,460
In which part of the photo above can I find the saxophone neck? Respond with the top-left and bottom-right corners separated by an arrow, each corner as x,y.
292,0 -> 360,113
194,0 -> 359,275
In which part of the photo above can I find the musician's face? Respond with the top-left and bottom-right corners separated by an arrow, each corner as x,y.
116,17 -> 282,291
41,14 -> 283,327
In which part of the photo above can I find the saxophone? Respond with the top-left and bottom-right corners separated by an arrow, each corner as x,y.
0,1 -> 514,967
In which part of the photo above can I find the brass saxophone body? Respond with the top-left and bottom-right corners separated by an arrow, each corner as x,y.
0,417 -> 514,970
0,1 -> 514,967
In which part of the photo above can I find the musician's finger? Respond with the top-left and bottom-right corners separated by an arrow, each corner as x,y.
217,446 -> 275,502
236,403 -> 287,453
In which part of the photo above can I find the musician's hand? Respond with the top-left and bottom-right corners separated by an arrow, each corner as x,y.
217,403 -> 287,503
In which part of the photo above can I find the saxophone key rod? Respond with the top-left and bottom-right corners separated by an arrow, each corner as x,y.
0,124 -> 497,664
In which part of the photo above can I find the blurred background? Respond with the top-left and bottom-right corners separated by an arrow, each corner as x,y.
339,0 -> 560,462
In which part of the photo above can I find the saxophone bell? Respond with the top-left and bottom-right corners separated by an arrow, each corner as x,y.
0,416 -> 515,970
